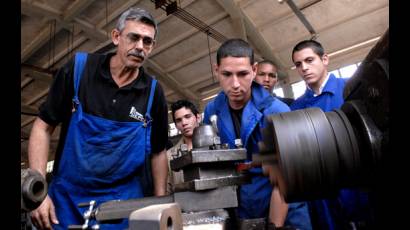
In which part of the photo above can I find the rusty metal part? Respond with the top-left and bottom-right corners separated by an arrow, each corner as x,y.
96,195 -> 174,222
192,124 -> 219,149
171,145 -> 250,191
182,209 -> 230,229
129,203 -> 183,230
170,148 -> 247,171
237,217 -> 267,230
174,186 -> 238,212
21,169 -> 48,211
95,186 -> 238,222
175,175 -> 250,191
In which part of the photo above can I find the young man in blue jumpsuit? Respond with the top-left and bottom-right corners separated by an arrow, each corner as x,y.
290,40 -> 374,229
28,8 -> 169,230
254,60 -> 294,106
203,38 -> 312,229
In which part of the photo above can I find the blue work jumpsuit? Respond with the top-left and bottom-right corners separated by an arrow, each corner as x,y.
204,82 -> 312,229
48,53 -> 157,229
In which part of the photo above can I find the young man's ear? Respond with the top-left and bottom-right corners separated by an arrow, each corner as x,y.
213,63 -> 219,81
322,54 -> 329,66
251,62 -> 258,81
195,113 -> 202,125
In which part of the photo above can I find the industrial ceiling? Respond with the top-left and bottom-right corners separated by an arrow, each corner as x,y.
21,0 -> 389,166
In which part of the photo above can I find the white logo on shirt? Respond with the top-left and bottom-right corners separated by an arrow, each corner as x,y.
129,106 -> 144,122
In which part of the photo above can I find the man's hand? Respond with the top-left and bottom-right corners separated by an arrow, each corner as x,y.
30,195 -> 59,230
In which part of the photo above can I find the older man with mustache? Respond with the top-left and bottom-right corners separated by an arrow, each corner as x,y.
28,7 -> 168,230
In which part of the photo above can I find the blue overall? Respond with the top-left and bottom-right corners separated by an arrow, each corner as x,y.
290,74 -> 346,111
291,74 -> 372,229
204,82 -> 312,229
48,52 -> 157,230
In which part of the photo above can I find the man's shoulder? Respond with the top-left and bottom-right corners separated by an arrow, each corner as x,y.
264,96 -> 290,114
289,95 -> 308,110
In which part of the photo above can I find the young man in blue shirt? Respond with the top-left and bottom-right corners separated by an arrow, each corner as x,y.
203,38 -> 312,229
291,40 -> 373,229
255,60 -> 294,106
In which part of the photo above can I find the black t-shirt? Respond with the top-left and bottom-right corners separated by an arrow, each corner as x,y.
39,52 -> 168,171
229,106 -> 243,139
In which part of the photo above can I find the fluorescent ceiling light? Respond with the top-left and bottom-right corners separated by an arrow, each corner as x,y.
328,36 -> 380,57
201,94 -> 218,101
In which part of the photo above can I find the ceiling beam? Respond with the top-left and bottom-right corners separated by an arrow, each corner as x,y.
21,64 -> 53,79
21,22 -> 64,63
25,88 -> 49,105
21,0 -> 97,63
95,0 -> 142,29
21,117 -> 36,128
63,0 -> 95,21
215,0 -> 247,40
165,46 -> 219,73
145,60 -> 198,102
21,0 -> 62,19
73,18 -> 107,42
215,0 -> 288,79
150,12 -> 228,57
21,105 -> 38,116
41,36 -> 88,69
21,77 -> 34,89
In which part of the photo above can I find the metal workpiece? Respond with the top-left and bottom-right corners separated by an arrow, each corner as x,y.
174,175 -> 250,191
96,195 -> 174,222
95,186 -> 238,222
68,200 -> 99,230
183,163 -> 241,181
170,148 -> 247,171
192,124 -> 219,149
129,203 -> 183,230
237,218 -> 267,230
174,186 -> 238,212
257,102 -> 384,202
21,168 -> 48,212
182,209 -> 230,229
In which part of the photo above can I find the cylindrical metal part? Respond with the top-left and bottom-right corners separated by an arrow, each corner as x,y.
192,124 -> 218,149
262,108 -> 363,202
21,168 -> 48,211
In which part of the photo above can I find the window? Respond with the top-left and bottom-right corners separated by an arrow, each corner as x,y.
330,62 -> 361,79
46,161 -> 54,173
169,123 -> 179,137
329,70 -> 340,78
273,88 -> 284,97
339,64 -> 358,78
291,81 -> 306,99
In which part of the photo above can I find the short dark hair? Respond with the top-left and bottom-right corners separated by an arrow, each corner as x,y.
257,59 -> 278,77
292,40 -> 325,62
216,38 -> 254,65
258,59 -> 276,68
171,100 -> 199,123
116,7 -> 158,38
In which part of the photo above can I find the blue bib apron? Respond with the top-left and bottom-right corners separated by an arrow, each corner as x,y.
48,52 -> 157,229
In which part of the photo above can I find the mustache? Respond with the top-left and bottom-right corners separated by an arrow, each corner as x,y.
127,50 -> 145,60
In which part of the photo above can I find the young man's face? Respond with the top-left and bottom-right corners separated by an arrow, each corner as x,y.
112,20 -> 156,69
215,57 -> 256,108
255,63 -> 278,92
174,107 -> 200,138
293,47 -> 329,88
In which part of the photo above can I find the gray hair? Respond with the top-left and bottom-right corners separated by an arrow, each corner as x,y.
116,7 -> 158,38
